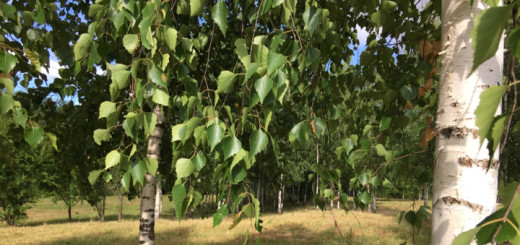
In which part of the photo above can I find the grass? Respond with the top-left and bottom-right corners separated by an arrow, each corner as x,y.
0,196 -> 431,244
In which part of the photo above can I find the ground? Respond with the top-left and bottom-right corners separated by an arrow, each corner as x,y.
0,196 -> 431,244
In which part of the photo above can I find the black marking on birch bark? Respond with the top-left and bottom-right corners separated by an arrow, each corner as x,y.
145,209 -> 155,212
478,84 -> 490,89
458,155 -> 499,169
142,196 -> 151,200
139,219 -> 155,241
434,196 -> 486,213
438,126 -> 478,139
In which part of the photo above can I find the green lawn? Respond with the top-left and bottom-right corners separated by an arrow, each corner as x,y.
0,196 -> 431,244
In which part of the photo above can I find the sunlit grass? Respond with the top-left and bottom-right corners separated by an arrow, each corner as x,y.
0,196 -> 431,244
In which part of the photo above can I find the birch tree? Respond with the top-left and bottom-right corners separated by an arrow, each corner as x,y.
432,0 -> 504,244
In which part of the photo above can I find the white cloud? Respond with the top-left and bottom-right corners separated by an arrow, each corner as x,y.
416,0 -> 429,11
42,58 -> 63,79
356,25 -> 369,47
95,65 -> 106,76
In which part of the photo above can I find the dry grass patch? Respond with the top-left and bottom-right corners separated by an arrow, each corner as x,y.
0,197 -> 430,244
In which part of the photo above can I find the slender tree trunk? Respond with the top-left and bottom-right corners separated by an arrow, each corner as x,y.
304,182 -> 307,203
68,206 -> 72,221
257,175 -> 261,201
118,195 -> 123,221
101,194 -> 106,222
154,177 -> 162,221
371,192 -> 377,213
278,183 -> 284,214
297,183 -> 300,206
139,105 -> 165,245
424,183 -> 429,206
432,1 -> 503,244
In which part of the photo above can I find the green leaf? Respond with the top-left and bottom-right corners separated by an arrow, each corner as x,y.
0,2 -> 16,20
105,150 -> 121,169
254,75 -> 273,104
171,123 -> 187,142
193,153 -> 207,171
471,5 -> 511,73
99,101 -> 116,119
88,170 -> 103,185
123,34 -> 140,54
397,211 -> 405,224
250,129 -> 268,156
0,93 -> 14,114
222,136 -> 242,160
121,171 -> 131,192
152,88 -> 170,106
235,39 -> 250,68
399,85 -> 417,101
111,64 -> 131,89
302,7 -> 323,35
1,78 -> 13,95
190,0 -> 204,16
371,176 -> 381,188
289,121 -> 309,148
487,114 -> 508,161
131,160 -> 147,186
213,204 -> 229,227
165,27 -> 178,51
358,173 -> 369,186
176,158 -> 194,179
141,112 -> 157,137
231,149 -> 247,170
123,117 -> 137,140
172,184 -> 186,221
312,118 -> 326,137
475,85 -> 507,145
217,71 -> 237,94
267,52 -> 286,76
24,125 -> 44,149
211,1 -> 229,37
25,49 -> 41,72
245,63 -> 261,82
452,227 -> 481,245
149,66 -> 167,87
404,211 -> 416,225
145,158 -> 159,176
230,165 -> 247,184
379,117 -> 392,132
74,34 -> 93,61
383,178 -> 395,189
208,123 -> 225,151
359,191 -> 371,205
375,144 -> 386,157
13,108 -> 27,127
44,132 -> 58,151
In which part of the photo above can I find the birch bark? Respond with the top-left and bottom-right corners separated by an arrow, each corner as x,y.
432,1 -> 504,244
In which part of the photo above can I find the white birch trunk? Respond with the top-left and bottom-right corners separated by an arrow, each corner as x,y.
139,105 -> 165,245
432,1 -> 503,244
154,178 -> 162,221
371,192 -> 377,213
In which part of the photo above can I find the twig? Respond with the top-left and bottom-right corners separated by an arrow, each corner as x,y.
248,0 -> 265,64
500,57 -> 518,154
372,150 -> 428,177
329,208 -> 344,239
492,183 -> 520,243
